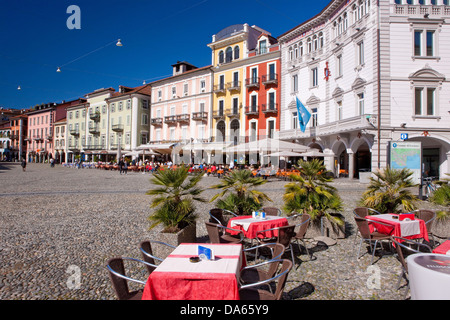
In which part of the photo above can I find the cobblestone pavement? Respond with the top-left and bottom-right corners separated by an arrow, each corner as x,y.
0,162 -> 447,300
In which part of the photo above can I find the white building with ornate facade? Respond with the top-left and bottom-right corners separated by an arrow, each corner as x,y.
278,0 -> 450,179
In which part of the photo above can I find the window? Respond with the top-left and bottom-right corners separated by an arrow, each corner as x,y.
357,41 -> 365,66
415,87 -> 435,116
218,50 -> 224,64
234,46 -> 240,60
414,30 -> 422,56
232,97 -> 239,115
158,90 -> 162,101
200,80 -> 206,92
142,100 -> 148,109
289,46 -> 293,60
184,83 -> 189,96
337,101 -> 343,120
250,122 -> 257,142
118,102 -> 123,111
219,100 -> 224,115
311,108 -> 318,127
268,120 -> 275,139
268,92 -> 276,110
292,74 -> 298,93
357,93 -> 365,115
172,86 -> 176,98
414,29 -> 436,57
225,47 -> 233,63
142,114 -> 148,125
259,40 -> 267,54
337,54 -> 343,77
311,67 -> 318,87
111,103 -> 115,113
127,100 -> 132,109
426,31 -> 434,57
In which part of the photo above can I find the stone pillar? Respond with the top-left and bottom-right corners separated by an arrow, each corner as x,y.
348,150 -> 355,179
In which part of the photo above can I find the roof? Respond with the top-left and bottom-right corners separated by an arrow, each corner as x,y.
106,84 -> 152,101
148,65 -> 213,86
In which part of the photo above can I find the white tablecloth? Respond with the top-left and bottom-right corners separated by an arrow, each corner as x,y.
229,215 -> 285,231
375,214 -> 420,237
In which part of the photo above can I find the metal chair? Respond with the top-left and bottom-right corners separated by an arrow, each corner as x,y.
413,209 -> 436,245
209,208 -> 238,226
256,225 -> 296,264
261,207 -> 282,216
292,213 -> 312,260
205,222 -> 244,244
239,259 -> 293,300
354,216 -> 392,264
139,240 -> 176,274
391,236 -> 432,299
106,257 -> 157,300
353,207 -> 382,218
240,243 -> 285,286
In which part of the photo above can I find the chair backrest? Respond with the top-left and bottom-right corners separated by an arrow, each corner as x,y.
209,208 -> 226,225
262,207 -> 281,216
415,210 -> 436,231
205,222 -> 222,243
353,207 -> 369,218
354,216 -> 372,239
106,257 -> 134,300
277,225 -> 296,248
295,214 -> 310,239
268,243 -> 286,277
139,241 -> 158,274
391,236 -> 433,273
273,259 -> 293,300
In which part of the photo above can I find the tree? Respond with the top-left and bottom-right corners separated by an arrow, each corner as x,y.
146,166 -> 205,233
283,159 -> 343,227
211,169 -> 272,215
360,167 -> 418,213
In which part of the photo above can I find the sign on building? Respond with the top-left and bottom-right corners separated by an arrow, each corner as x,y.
389,141 -> 422,183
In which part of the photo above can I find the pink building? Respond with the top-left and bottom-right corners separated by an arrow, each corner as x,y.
149,62 -> 213,157
26,104 -> 55,163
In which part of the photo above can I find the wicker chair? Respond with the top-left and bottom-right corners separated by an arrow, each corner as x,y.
209,208 -> 238,226
139,240 -> 176,274
391,236 -> 432,299
256,225 -> 296,264
261,207 -> 282,216
413,209 -> 436,245
354,216 -> 392,264
205,222 -> 244,244
353,207 -> 382,218
239,259 -> 293,300
106,257 -> 157,300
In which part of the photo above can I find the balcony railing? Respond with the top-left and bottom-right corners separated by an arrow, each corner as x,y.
261,103 -> 278,114
245,77 -> 260,88
226,108 -> 240,118
192,111 -> 208,121
176,114 -> 190,123
212,110 -> 225,119
33,135 -> 43,141
227,81 -> 241,91
110,144 -> 125,150
164,115 -> 176,124
213,83 -> 226,94
262,74 -> 278,85
150,117 -> 163,126
69,129 -> 79,136
89,112 -> 100,121
111,124 -> 124,132
89,125 -> 100,134
82,144 -> 103,150
244,105 -> 259,115
46,134 -> 53,140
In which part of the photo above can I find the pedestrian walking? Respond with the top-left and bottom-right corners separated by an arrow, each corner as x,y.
118,158 -> 124,174
21,158 -> 26,172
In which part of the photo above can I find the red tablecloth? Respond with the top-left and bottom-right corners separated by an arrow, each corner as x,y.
433,240 -> 450,255
227,215 -> 288,239
141,243 -> 244,300
366,214 -> 429,242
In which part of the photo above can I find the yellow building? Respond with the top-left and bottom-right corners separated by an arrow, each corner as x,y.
208,23 -> 272,163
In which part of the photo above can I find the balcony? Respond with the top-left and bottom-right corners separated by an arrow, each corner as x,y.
9,134 -> 18,140
46,134 -> 53,141
110,144 -> 125,150
33,135 -> 43,141
150,117 -> 163,126
89,124 -> 100,134
261,103 -> 278,114
69,129 -> 79,136
68,143 -> 79,151
164,115 -> 176,124
245,77 -> 260,88
111,124 -> 124,132
89,112 -> 100,121
192,111 -> 208,121
262,74 -> 278,86
227,81 -> 241,92
82,143 -> 103,150
244,105 -> 259,116
226,108 -> 240,118
176,114 -> 190,123
213,83 -> 226,94
212,110 -> 225,120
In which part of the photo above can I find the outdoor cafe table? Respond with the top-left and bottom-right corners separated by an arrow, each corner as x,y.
433,240 -> 450,255
365,214 -> 429,242
141,243 -> 245,300
407,253 -> 450,300
227,215 -> 289,240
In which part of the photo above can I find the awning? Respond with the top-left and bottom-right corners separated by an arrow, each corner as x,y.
225,138 -> 311,153
298,150 -> 334,157
182,141 -> 232,152
137,143 -> 176,154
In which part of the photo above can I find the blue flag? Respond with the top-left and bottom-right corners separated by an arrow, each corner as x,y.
296,97 -> 311,132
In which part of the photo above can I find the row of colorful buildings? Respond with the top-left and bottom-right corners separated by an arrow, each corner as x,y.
1,0 -> 450,179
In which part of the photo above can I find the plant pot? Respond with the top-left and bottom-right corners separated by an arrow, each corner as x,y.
306,213 -> 346,240
153,223 -> 197,259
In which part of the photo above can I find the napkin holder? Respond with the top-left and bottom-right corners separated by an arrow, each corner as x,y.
399,213 -> 415,221
252,211 -> 266,220
198,245 -> 214,261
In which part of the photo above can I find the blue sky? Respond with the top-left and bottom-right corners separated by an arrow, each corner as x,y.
0,0 -> 329,109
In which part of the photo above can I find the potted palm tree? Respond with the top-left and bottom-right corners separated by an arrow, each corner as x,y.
283,159 -> 344,240
210,169 -> 272,215
146,166 -> 205,251
359,167 -> 418,213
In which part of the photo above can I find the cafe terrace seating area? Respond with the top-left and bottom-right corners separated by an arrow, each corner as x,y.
106,207 -> 449,300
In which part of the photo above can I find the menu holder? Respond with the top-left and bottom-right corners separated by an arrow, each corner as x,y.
252,211 -> 266,220
198,245 -> 214,261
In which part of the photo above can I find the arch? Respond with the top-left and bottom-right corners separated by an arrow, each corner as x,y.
308,141 -> 324,151
350,135 -> 373,153
225,47 -> 233,63
218,50 -> 224,64
230,119 -> 240,145
216,121 -> 226,142
234,45 -> 240,60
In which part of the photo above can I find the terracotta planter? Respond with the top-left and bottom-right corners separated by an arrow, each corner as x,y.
152,223 -> 197,259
